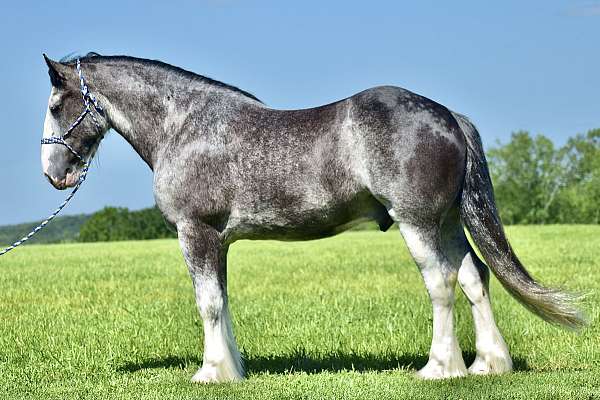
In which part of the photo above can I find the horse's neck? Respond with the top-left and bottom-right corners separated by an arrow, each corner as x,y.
91,63 -> 261,170
97,74 -> 211,170
97,86 -> 162,169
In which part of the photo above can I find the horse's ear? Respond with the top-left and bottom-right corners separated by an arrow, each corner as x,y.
43,53 -> 67,88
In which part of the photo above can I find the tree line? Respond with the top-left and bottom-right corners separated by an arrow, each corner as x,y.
78,206 -> 176,242
43,127 -> 600,243
488,128 -> 599,224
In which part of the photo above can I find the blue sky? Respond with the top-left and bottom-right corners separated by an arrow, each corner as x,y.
0,1 -> 598,225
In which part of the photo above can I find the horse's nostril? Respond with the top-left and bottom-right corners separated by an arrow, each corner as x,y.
65,167 -> 72,174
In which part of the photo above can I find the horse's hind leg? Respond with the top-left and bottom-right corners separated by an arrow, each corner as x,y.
458,252 -> 513,374
397,218 -> 467,379
441,210 -> 513,375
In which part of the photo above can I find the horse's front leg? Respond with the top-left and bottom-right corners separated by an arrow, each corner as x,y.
177,222 -> 243,383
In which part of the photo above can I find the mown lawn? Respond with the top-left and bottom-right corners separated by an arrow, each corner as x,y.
0,226 -> 598,399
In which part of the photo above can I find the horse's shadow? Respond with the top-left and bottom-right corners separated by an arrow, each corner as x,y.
117,351 -> 530,375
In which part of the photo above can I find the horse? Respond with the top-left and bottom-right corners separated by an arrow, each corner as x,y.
40,53 -> 584,383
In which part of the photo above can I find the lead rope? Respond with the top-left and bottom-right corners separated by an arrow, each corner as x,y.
0,165 -> 88,256
0,59 -> 101,256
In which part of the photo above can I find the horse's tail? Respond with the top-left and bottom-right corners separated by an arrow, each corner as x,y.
452,111 -> 586,330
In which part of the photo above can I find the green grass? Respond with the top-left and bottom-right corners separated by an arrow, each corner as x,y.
0,226 -> 599,399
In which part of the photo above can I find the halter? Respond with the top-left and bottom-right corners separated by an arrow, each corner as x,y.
0,59 -> 103,256
41,59 -> 104,159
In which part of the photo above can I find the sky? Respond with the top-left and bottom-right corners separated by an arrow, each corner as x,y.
0,1 -> 598,225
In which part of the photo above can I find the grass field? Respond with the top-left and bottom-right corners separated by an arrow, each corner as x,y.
0,226 -> 598,399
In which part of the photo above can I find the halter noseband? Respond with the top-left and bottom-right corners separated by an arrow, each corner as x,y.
0,59 -> 103,256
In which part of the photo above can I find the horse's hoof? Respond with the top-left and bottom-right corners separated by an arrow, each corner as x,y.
190,365 -> 244,384
191,367 -> 219,384
468,354 -> 513,375
416,360 -> 467,380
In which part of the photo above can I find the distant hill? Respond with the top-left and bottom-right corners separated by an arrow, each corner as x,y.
0,214 -> 90,246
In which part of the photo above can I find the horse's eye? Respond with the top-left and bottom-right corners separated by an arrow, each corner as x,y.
50,104 -> 61,114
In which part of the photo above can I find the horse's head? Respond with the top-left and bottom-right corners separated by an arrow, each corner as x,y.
41,55 -> 109,190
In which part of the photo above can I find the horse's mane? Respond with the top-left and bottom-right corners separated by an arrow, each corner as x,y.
59,52 -> 262,103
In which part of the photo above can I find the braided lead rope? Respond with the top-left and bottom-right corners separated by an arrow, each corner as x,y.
0,59 -> 100,257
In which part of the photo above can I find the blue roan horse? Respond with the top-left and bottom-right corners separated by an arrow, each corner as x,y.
40,53 -> 584,382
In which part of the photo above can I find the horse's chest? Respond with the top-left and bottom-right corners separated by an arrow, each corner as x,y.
153,165 -> 231,226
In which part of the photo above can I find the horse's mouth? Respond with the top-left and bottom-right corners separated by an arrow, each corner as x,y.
45,170 -> 81,190
65,170 -> 81,187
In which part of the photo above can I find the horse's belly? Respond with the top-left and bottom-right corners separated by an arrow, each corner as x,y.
224,192 -> 393,242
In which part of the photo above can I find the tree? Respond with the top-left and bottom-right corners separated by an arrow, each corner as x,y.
79,206 -> 176,242
487,131 -> 564,224
554,129 -> 600,223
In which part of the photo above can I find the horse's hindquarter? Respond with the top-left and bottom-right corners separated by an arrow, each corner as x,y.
350,86 -> 467,220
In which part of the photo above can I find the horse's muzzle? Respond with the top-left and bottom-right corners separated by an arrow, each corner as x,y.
44,170 -> 79,190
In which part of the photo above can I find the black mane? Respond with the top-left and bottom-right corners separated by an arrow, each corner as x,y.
60,52 -> 262,103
